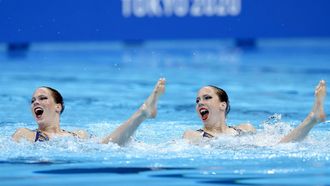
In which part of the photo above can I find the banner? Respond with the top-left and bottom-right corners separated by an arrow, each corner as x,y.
0,0 -> 329,43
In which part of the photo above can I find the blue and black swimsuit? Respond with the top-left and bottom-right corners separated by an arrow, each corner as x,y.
196,129 -> 214,138
34,129 -> 49,142
197,126 -> 243,138
228,126 -> 244,136
34,129 -> 78,142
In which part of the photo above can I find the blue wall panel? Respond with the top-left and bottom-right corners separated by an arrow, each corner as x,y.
0,0 -> 329,43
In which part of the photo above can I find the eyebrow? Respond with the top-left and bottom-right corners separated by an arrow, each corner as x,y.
32,94 -> 48,99
196,93 -> 211,99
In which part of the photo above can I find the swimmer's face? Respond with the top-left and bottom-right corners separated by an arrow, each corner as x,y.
196,86 -> 226,123
31,88 -> 62,126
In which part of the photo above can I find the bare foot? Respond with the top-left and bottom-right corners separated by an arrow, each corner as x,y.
141,78 -> 166,118
311,80 -> 326,122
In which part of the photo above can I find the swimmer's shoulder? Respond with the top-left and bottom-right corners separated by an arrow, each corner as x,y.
235,123 -> 256,134
71,129 -> 90,139
12,128 -> 35,142
183,129 -> 202,140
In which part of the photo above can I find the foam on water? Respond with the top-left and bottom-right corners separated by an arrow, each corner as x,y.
1,113 -> 330,167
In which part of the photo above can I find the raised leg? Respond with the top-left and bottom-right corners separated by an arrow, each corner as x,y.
101,78 -> 165,145
279,80 -> 326,143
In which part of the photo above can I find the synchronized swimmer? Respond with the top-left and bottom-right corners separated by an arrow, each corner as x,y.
12,78 -> 165,146
184,80 -> 327,143
12,79 -> 326,145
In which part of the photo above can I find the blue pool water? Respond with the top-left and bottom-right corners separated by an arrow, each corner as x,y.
0,39 -> 330,185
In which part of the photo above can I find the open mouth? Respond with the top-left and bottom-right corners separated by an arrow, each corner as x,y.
199,108 -> 209,121
34,107 -> 44,118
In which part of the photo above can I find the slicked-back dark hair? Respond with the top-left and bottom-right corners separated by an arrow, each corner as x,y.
42,86 -> 65,114
208,85 -> 230,116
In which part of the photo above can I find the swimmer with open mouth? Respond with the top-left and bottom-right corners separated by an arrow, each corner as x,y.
183,80 -> 327,144
13,78 -> 166,146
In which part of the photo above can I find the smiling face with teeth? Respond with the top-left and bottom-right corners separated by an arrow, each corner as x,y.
31,88 -> 63,128
195,86 -> 229,128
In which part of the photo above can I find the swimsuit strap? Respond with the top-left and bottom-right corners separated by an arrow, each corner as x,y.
197,129 -> 214,138
61,129 -> 78,137
34,129 -> 50,142
228,126 -> 243,136
34,129 -> 79,142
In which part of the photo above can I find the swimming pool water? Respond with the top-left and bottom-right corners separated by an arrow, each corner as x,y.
0,39 -> 330,185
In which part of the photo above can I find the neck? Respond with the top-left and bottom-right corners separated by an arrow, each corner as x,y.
38,120 -> 61,133
203,116 -> 228,133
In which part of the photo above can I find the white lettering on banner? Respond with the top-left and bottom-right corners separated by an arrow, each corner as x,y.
121,0 -> 241,17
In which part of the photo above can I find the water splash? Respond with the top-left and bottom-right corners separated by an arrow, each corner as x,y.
1,120 -> 330,166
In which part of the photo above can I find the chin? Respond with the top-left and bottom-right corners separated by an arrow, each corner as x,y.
35,119 -> 45,126
201,119 -> 208,124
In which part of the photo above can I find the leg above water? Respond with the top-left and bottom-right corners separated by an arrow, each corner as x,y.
279,80 -> 326,143
101,78 -> 165,146
141,78 -> 166,118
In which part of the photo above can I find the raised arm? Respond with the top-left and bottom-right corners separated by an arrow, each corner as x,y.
101,78 -> 165,146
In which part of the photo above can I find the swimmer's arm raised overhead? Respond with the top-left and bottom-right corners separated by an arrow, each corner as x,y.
101,78 -> 165,146
12,128 -> 36,142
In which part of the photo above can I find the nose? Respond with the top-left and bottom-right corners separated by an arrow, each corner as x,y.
33,99 -> 40,106
197,102 -> 205,107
